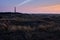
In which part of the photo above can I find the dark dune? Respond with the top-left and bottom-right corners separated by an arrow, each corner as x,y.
0,12 -> 60,40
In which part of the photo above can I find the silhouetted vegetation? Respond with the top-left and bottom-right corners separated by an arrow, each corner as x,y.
0,12 -> 60,40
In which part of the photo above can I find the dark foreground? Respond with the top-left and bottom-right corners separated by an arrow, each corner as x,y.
0,30 -> 60,40
0,12 -> 60,40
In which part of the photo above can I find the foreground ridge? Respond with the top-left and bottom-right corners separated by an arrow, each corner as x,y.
0,12 -> 60,40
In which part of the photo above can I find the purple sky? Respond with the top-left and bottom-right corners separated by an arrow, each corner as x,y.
0,0 -> 60,13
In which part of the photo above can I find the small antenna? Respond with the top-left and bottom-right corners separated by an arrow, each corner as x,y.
14,7 -> 16,13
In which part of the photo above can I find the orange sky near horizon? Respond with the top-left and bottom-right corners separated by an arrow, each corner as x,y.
17,4 -> 60,13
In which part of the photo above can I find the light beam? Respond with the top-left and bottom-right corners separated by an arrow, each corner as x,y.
17,0 -> 32,6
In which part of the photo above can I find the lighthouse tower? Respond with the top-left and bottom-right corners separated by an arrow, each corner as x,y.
14,7 -> 16,13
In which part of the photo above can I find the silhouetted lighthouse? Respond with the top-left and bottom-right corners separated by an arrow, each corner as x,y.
14,7 -> 16,13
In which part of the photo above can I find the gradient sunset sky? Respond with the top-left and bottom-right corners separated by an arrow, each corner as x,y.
0,0 -> 60,13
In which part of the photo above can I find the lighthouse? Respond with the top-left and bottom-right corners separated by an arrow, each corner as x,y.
14,7 -> 16,13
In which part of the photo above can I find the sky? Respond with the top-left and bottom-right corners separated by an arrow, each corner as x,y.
0,0 -> 60,14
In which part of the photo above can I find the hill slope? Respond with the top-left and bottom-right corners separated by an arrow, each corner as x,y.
0,12 -> 60,40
